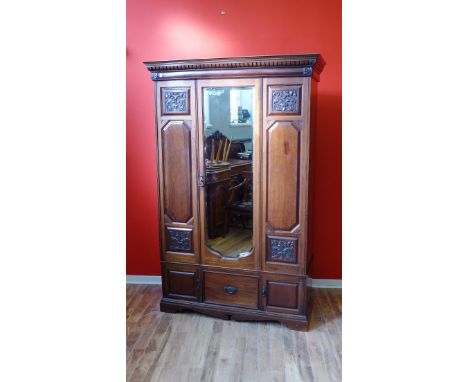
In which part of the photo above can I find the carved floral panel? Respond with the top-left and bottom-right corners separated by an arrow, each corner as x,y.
161,88 -> 190,115
268,237 -> 297,264
268,86 -> 302,115
167,228 -> 192,252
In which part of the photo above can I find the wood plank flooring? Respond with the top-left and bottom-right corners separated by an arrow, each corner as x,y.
127,284 -> 341,382
207,226 -> 253,258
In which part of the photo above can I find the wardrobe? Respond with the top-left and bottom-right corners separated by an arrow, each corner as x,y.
145,54 -> 325,330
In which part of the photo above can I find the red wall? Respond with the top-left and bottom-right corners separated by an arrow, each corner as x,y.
127,0 -> 341,279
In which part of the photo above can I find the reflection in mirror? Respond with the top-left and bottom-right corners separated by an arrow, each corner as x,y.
203,87 -> 254,258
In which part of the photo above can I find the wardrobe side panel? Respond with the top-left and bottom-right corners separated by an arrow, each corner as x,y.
261,77 -> 311,275
155,80 -> 200,264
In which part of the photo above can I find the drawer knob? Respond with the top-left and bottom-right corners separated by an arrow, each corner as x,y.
224,285 -> 237,294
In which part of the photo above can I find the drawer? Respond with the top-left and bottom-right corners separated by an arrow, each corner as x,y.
203,271 -> 259,309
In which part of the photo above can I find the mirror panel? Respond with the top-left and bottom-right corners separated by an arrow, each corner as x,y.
203,87 -> 254,258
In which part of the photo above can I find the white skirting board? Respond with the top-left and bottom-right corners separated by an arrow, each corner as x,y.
126,275 -> 162,285
307,278 -> 342,288
126,275 -> 341,288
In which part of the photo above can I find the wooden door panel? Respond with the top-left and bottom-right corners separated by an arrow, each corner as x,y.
156,80 -> 199,264
266,121 -> 300,231
161,120 -> 193,223
262,77 -> 310,275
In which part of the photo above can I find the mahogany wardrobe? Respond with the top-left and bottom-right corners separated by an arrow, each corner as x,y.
144,54 -> 325,330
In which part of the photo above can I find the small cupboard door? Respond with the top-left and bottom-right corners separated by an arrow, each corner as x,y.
261,274 -> 306,315
162,263 -> 200,301
156,80 -> 200,264
261,77 -> 311,275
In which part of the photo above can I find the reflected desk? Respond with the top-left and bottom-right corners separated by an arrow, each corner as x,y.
205,159 -> 252,239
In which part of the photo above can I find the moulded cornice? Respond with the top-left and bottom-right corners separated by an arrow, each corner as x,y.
144,54 -> 326,81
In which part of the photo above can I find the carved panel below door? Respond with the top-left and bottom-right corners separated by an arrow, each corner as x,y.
267,236 -> 298,264
166,227 -> 193,253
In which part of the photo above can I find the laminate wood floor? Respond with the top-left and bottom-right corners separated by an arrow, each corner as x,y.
127,285 -> 341,382
207,226 -> 253,258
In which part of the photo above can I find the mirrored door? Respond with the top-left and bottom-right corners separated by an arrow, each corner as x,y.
197,79 -> 260,269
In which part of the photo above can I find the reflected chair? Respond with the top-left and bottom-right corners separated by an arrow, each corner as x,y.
223,172 -> 253,236
205,130 -> 246,160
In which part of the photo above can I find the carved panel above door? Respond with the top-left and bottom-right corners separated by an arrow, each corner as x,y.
161,87 -> 190,115
268,85 -> 302,115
